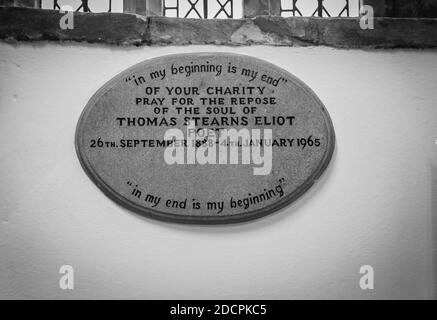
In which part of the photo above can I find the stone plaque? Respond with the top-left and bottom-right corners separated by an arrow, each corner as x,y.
75,53 -> 335,224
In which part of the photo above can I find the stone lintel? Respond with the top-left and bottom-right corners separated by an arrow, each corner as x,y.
0,7 -> 436,49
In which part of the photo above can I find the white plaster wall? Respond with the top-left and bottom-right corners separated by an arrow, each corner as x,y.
0,43 -> 436,300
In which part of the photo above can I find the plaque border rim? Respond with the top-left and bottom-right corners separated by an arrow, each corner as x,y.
75,52 -> 336,225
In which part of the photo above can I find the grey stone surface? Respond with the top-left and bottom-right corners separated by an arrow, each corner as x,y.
75,53 -> 335,224
0,7 -> 148,45
1,7 -> 437,48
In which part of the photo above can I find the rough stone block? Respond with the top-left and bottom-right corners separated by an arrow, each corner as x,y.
1,7 -> 436,48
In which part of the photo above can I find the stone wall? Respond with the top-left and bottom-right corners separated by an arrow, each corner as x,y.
1,7 -> 437,48
1,41 -> 436,300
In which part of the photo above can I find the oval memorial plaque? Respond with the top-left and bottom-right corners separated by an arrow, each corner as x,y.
75,53 -> 335,224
